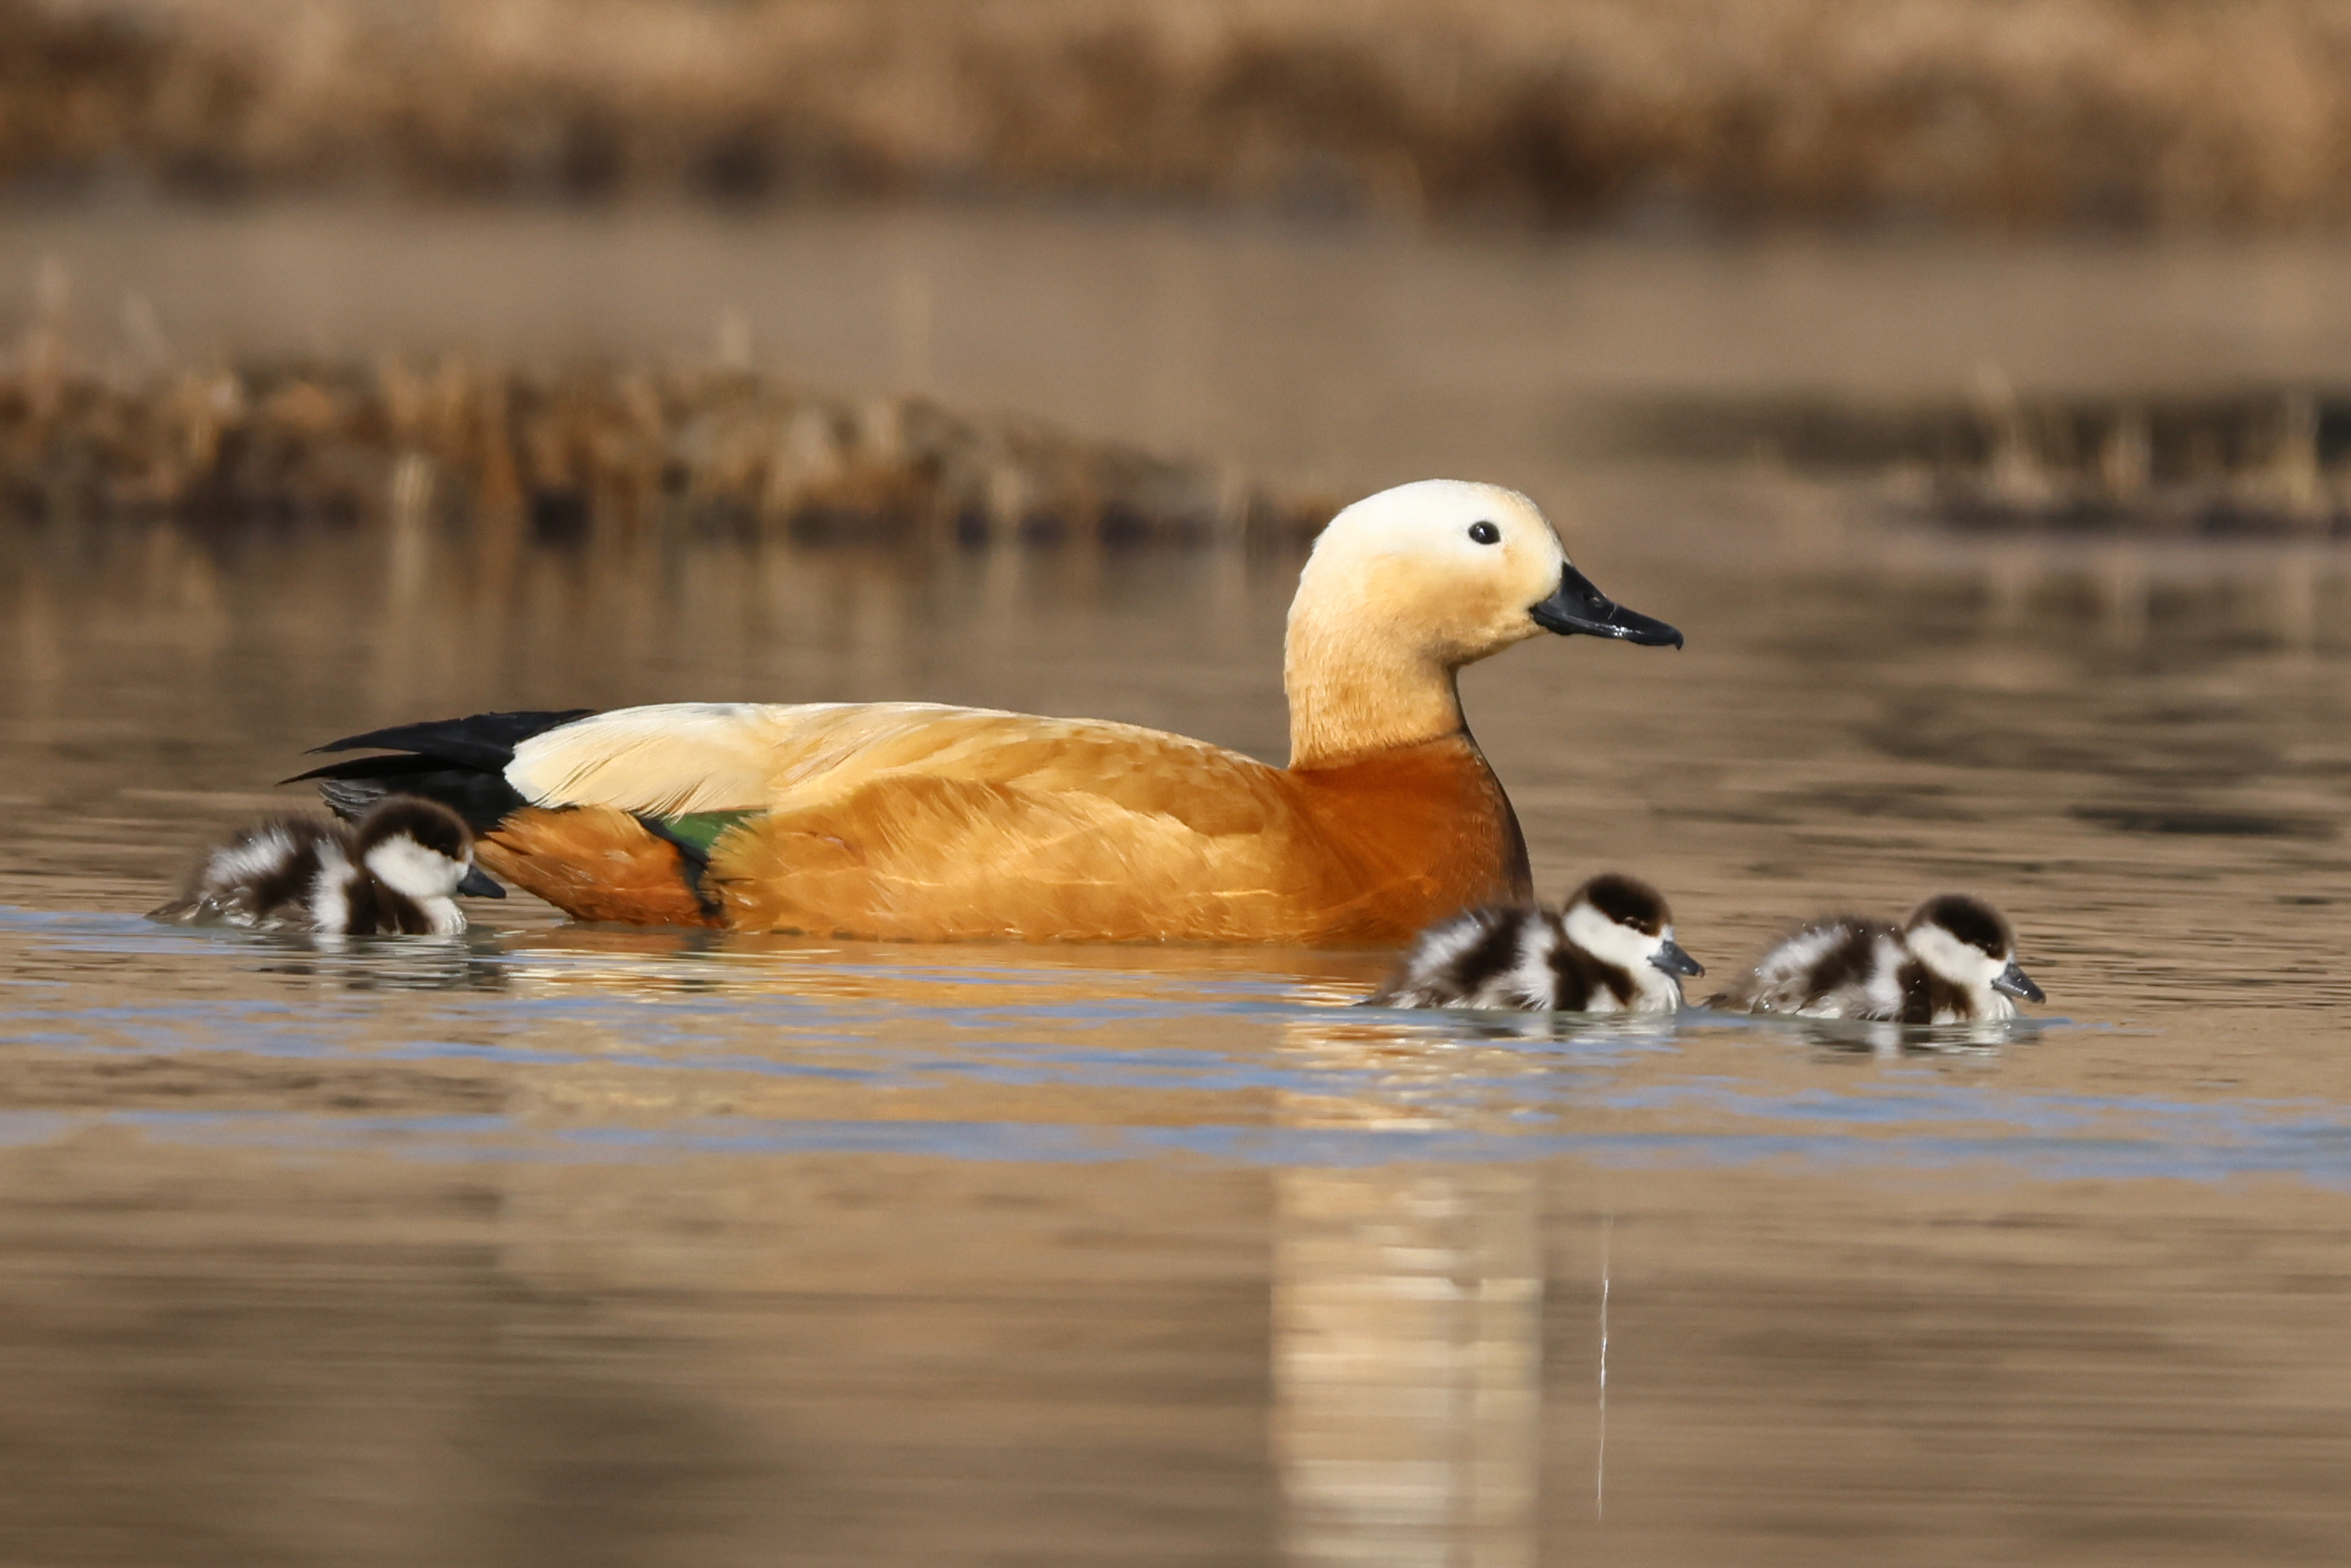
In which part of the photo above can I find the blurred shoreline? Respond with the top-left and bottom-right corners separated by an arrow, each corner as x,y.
13,0 -> 2351,231
11,200 -> 2351,541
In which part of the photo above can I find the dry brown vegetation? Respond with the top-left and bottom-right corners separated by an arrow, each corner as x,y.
1610,384 -> 2351,535
8,0 -> 2351,227
0,345 -> 1323,545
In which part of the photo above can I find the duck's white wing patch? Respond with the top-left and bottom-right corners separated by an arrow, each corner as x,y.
504,700 -> 1245,818
506,703 -> 863,815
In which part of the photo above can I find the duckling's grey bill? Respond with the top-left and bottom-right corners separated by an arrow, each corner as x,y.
455,864 -> 507,899
1993,958 -> 2043,1002
1528,563 -> 1683,647
1653,938 -> 1704,978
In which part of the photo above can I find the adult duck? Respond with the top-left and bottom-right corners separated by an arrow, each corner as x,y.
295,480 -> 1682,942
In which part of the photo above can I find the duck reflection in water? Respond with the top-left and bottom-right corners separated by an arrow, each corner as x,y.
1272,1011 -> 1547,1568
1771,1013 -> 2048,1061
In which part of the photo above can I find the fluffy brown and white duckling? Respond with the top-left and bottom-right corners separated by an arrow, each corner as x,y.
1369,873 -> 1704,1013
153,797 -> 477,936
1707,893 -> 2043,1023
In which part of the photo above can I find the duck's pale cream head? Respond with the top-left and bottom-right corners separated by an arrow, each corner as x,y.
1284,480 -> 1681,766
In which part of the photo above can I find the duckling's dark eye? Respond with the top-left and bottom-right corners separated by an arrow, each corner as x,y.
1467,521 -> 1500,545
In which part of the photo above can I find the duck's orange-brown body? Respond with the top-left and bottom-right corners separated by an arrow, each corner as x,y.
478,805 -> 715,928
309,479 -> 1682,945
476,729 -> 1529,943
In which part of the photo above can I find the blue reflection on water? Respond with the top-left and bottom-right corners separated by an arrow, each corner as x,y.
4,905 -> 2345,1186
0,1109 -> 2341,1189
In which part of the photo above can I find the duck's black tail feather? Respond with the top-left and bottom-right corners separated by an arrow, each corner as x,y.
284,710 -> 597,897
307,710 -> 600,774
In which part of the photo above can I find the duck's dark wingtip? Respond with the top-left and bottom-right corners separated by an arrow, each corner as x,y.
307,709 -> 599,763
291,710 -> 598,832
280,753 -> 449,786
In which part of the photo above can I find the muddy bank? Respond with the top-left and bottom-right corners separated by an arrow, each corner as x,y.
10,0 -> 2351,229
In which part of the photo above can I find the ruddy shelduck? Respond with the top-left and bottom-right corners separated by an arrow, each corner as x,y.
294,480 -> 1683,941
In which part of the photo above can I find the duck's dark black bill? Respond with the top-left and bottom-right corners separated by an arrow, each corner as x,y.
1993,959 -> 2043,1002
1529,563 -> 1683,647
1652,938 -> 1704,978
456,865 -> 508,900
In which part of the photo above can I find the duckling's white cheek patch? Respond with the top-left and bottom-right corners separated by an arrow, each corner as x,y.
1907,924 -> 2003,991
1639,928 -> 1688,1010
365,839 -> 468,900
1563,902 -> 1651,972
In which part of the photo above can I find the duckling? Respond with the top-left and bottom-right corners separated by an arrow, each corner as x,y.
1707,893 -> 2043,1023
1370,872 -> 1704,1012
153,797 -> 476,936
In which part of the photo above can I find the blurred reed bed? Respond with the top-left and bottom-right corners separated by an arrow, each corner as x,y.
1599,382 -> 2351,537
10,0 -> 2351,227
0,302 -> 1323,546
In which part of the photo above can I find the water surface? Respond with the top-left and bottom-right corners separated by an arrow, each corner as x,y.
3,205 -> 2351,1566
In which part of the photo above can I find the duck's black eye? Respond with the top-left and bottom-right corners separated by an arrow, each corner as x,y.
1467,521 -> 1500,545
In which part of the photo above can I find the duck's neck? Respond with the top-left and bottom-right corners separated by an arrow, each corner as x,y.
1283,610 -> 1466,770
